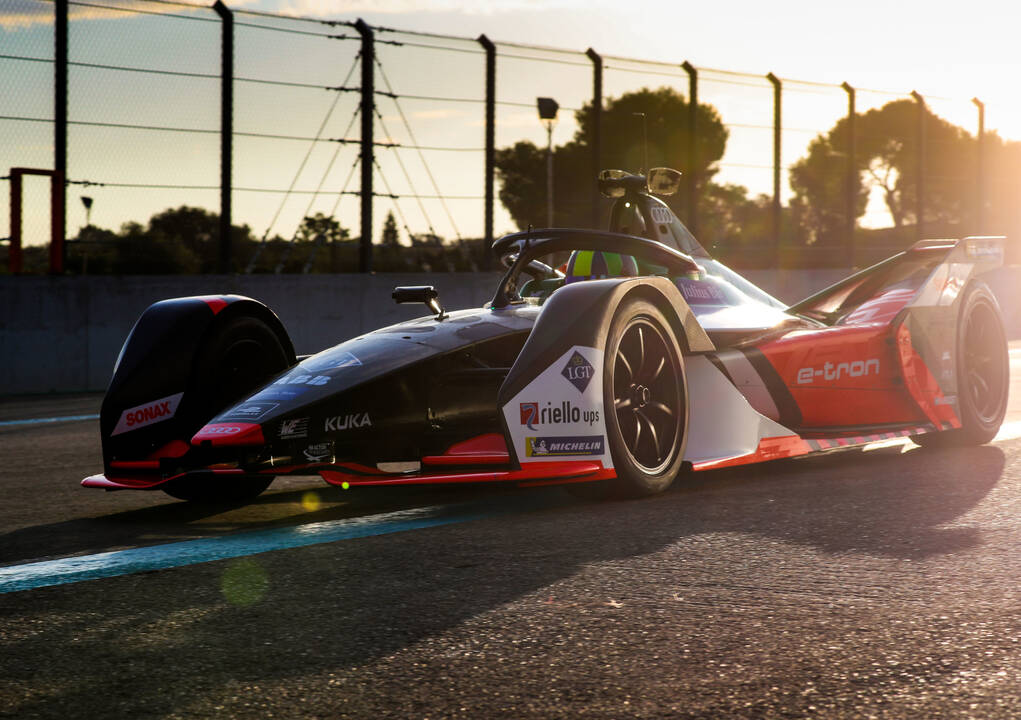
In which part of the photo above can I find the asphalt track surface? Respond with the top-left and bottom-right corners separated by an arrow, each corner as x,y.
3,345 -> 1021,719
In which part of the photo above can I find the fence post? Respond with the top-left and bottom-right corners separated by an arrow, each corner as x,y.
682,61 -> 698,236
841,81 -> 856,267
972,97 -> 985,234
478,35 -> 495,263
9,171 -> 22,274
766,72 -> 781,263
213,0 -> 233,274
355,19 -> 374,273
54,0 -> 67,273
911,90 -> 926,241
50,170 -> 65,273
586,48 -> 602,229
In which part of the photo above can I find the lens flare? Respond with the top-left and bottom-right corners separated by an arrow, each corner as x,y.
220,558 -> 268,607
301,490 -> 321,512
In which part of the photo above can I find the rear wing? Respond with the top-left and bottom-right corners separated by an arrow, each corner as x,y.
787,236 -> 1006,325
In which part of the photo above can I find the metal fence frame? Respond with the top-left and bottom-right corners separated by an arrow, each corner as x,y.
7,0 -> 991,274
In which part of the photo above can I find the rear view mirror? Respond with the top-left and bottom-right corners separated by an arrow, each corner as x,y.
598,169 -> 653,198
648,167 -> 682,196
598,169 -> 629,197
393,285 -> 446,320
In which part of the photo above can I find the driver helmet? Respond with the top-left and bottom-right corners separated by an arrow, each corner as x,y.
564,250 -> 639,284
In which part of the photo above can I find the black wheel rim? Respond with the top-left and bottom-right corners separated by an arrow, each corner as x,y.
962,301 -> 1007,425
612,316 -> 681,473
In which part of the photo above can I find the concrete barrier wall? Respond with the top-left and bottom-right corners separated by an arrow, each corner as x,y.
2,273 -> 503,395
2,268 -> 1018,395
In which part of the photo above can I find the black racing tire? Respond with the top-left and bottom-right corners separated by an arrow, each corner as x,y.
163,314 -> 291,503
602,297 -> 688,497
914,281 -> 1008,448
193,315 -> 292,416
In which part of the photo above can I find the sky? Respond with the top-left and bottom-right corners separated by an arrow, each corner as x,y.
4,0 -> 1021,251
258,0 -> 1021,133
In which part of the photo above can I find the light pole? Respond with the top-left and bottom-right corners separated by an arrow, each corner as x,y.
537,97 -> 559,228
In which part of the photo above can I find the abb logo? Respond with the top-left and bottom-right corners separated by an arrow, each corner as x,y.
111,392 -> 184,436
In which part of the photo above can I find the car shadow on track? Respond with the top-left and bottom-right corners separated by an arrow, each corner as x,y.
0,479 -> 564,566
669,442 -> 1005,559
0,443 -> 1008,719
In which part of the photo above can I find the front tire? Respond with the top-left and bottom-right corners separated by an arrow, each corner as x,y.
163,314 -> 291,503
194,315 -> 292,414
915,281 -> 1008,448
603,298 -> 688,496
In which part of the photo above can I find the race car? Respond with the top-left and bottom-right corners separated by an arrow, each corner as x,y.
83,167 -> 1010,503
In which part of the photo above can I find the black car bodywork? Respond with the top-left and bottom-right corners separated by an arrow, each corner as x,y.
84,169 -> 1009,502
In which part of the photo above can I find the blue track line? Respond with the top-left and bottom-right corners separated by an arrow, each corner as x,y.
0,505 -> 494,594
0,413 -> 100,428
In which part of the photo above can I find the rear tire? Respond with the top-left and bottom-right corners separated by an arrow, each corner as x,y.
163,315 -> 291,503
914,281 -> 1008,448
603,298 -> 687,497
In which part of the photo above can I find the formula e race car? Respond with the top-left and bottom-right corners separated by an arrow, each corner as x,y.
83,167 -> 1009,503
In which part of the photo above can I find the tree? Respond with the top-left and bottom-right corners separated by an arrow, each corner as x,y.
111,220 -> 201,274
296,212 -> 349,244
142,205 -> 256,272
790,100 -> 976,244
494,141 -> 548,229
573,87 -> 728,186
495,87 -> 729,231
380,210 -> 400,247
698,184 -> 771,251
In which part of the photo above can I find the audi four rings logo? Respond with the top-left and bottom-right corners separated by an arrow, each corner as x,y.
202,425 -> 243,435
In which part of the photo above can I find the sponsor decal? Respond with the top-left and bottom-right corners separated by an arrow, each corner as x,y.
275,373 -> 330,387
676,278 -> 727,305
324,412 -> 372,432
520,400 -> 600,429
200,425 -> 243,435
965,238 -> 1004,261
940,350 -> 954,381
520,402 -> 539,429
302,350 -> 363,373
526,435 -> 605,457
651,206 -> 673,224
278,417 -> 310,439
224,402 -> 278,420
111,392 -> 184,436
248,386 -> 308,402
303,441 -> 334,463
504,346 -> 611,468
561,351 -> 595,393
797,358 -> 880,385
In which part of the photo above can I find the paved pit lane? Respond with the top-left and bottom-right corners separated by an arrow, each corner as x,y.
1,342 -> 1020,718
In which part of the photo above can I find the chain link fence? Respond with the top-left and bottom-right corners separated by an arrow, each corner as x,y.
1,0 -> 1007,274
